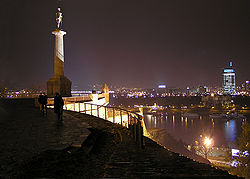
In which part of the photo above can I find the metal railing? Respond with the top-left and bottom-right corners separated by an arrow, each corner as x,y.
48,101 -> 144,148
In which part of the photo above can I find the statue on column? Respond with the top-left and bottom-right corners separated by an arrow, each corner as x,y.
47,6 -> 72,98
56,8 -> 63,29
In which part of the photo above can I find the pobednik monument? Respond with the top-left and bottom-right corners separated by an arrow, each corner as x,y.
47,8 -> 71,97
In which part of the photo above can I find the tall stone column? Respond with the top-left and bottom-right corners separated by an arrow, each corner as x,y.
53,29 -> 66,76
47,8 -> 71,97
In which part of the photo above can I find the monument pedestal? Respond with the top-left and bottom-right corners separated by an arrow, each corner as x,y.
47,75 -> 71,97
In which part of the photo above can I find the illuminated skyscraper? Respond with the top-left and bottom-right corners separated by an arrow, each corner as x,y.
223,62 -> 236,95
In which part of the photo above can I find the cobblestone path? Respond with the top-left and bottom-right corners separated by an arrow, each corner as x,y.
0,99 -> 90,178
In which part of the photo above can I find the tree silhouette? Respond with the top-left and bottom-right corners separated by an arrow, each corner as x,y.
230,120 -> 249,178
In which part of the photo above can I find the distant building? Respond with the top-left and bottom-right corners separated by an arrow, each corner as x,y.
158,84 -> 167,96
198,86 -> 208,95
202,95 -> 232,107
240,80 -> 250,95
223,62 -> 236,95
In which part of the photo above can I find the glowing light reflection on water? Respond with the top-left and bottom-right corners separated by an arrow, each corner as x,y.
144,113 -> 244,147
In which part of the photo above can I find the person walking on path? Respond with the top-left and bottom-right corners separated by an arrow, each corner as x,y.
38,93 -> 43,112
41,93 -> 48,116
54,93 -> 64,121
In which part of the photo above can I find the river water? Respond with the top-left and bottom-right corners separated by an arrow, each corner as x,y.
144,112 -> 246,148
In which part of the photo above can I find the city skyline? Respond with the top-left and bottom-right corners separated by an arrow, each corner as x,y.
1,0 -> 250,89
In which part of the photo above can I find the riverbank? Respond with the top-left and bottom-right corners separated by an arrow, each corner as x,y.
146,128 -> 211,164
0,99 -> 241,178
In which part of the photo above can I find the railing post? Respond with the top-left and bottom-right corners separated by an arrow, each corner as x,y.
134,119 -> 137,142
91,104 -> 92,115
97,105 -> 99,118
79,102 -> 80,112
141,120 -> 144,149
120,110 -> 123,126
113,108 -> 115,123
138,120 -> 142,148
84,103 -> 87,114
137,116 -> 144,149
74,102 -> 75,111
127,112 -> 130,127
105,107 -> 107,120
130,115 -> 133,138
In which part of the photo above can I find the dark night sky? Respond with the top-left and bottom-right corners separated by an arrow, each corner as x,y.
1,0 -> 250,90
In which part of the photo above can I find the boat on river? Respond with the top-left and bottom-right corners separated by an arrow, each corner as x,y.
182,112 -> 200,118
209,113 -> 227,119
226,112 -> 245,119
209,113 -> 245,119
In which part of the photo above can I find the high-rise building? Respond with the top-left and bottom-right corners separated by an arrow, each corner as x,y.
222,61 -> 236,95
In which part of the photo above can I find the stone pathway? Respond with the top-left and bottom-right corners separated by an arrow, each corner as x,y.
0,99 -> 90,178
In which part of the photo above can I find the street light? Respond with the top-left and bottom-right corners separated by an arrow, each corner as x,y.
203,137 -> 213,159
204,137 -> 212,147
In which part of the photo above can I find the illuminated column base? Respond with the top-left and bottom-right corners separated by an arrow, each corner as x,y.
47,75 -> 71,97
